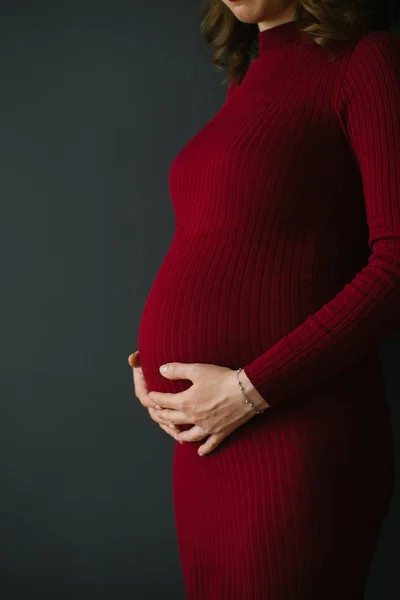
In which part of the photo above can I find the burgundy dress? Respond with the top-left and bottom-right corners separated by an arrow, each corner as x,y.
137,20 -> 399,599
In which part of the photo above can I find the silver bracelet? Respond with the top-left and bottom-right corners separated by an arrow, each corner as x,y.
236,368 -> 265,415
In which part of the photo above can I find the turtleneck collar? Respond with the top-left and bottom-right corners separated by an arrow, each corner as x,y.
258,20 -> 301,53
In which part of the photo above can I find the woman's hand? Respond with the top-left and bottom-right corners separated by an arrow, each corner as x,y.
148,361 -> 269,456
128,351 -> 181,441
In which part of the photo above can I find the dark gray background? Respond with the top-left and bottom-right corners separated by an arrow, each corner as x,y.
0,2 -> 399,598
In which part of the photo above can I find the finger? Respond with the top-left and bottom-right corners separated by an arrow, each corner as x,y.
128,350 -> 140,368
198,433 -> 226,456
158,362 -> 201,382
148,390 -> 185,409
148,407 -> 179,430
176,425 -> 208,443
132,364 -> 148,395
158,422 -> 179,440
133,367 -> 156,409
155,408 -> 188,424
129,351 -> 153,406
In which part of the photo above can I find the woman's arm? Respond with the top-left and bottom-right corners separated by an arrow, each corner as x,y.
243,31 -> 400,408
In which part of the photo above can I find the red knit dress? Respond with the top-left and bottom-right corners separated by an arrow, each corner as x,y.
137,20 -> 400,599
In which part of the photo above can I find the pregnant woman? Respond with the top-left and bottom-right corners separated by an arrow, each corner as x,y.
128,0 -> 400,597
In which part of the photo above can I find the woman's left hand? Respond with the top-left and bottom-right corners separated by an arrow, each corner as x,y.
148,362 -> 269,456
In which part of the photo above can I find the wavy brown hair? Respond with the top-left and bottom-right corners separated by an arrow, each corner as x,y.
199,0 -> 400,86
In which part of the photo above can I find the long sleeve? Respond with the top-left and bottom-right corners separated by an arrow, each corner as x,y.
243,31 -> 400,409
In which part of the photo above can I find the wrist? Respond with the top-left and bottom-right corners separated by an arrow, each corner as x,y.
238,368 -> 270,411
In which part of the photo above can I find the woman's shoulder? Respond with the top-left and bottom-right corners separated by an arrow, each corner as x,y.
356,28 -> 400,48
335,28 -> 400,98
341,28 -> 400,68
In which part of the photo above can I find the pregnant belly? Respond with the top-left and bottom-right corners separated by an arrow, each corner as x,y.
137,241 -> 320,396
137,261 -> 243,396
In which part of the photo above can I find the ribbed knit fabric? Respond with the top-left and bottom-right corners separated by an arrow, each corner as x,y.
137,20 -> 399,599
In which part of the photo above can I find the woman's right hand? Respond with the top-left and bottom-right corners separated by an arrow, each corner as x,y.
128,350 -> 180,441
